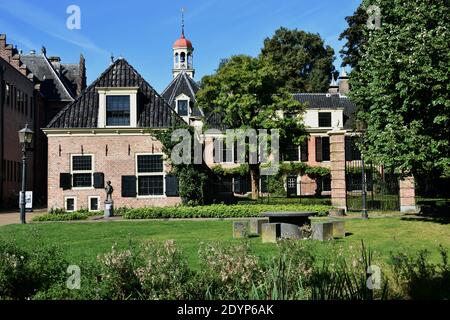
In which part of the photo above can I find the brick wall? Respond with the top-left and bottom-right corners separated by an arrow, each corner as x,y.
47,134 -> 181,211
1,57 -> 35,208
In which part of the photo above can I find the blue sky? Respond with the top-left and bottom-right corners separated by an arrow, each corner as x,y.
0,0 -> 361,92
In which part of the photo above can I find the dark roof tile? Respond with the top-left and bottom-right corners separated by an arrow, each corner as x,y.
47,58 -> 183,128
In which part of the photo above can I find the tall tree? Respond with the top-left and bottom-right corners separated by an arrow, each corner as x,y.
260,27 -> 336,93
197,55 -> 306,199
350,0 -> 450,178
338,4 -> 369,69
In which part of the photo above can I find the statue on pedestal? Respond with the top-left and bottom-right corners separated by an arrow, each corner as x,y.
105,181 -> 113,202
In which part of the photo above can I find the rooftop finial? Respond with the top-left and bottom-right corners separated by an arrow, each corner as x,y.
181,7 -> 185,37
110,53 -> 114,64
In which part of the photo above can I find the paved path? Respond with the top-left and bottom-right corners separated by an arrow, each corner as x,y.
0,209 -> 47,226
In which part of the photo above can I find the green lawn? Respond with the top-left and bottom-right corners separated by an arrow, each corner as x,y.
0,217 -> 449,269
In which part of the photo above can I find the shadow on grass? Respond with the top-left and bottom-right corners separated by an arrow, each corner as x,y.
401,200 -> 450,225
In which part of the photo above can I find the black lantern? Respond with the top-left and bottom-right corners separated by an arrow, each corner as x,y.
18,124 -> 34,224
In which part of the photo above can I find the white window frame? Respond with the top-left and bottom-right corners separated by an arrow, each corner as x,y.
135,153 -> 166,198
97,88 -> 138,128
64,196 -> 77,212
175,94 -> 191,117
70,154 -> 94,190
88,196 -> 101,212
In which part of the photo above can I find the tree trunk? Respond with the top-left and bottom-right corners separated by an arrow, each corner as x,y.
249,164 -> 260,200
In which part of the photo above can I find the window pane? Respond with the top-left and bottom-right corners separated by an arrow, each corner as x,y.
283,144 -> 299,161
73,173 -> 92,187
138,176 -> 164,195
72,156 -> 92,171
137,155 -> 163,173
66,198 -> 75,211
90,198 -> 98,211
322,137 -> 330,161
106,95 -> 130,126
318,112 -> 332,127
177,100 -> 188,116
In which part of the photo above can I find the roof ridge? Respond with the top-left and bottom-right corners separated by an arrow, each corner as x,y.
42,53 -> 75,101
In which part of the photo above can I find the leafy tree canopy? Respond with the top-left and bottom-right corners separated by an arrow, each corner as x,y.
197,54 -> 307,198
350,0 -> 450,178
260,27 -> 337,92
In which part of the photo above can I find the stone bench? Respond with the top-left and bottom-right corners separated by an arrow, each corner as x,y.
233,221 -> 248,239
262,222 -> 302,243
249,218 -> 269,235
329,220 -> 345,238
311,222 -> 334,241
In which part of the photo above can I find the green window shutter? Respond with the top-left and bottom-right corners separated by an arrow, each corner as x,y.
93,172 -> 105,189
165,175 -> 179,197
300,140 -> 309,162
233,176 -> 241,193
322,137 -> 330,161
121,176 -> 137,197
315,137 -> 323,162
60,173 -> 72,190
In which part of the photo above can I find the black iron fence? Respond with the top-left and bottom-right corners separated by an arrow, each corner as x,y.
346,161 -> 400,211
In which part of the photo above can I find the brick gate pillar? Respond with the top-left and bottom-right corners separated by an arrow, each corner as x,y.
399,176 -> 417,212
328,129 -> 347,211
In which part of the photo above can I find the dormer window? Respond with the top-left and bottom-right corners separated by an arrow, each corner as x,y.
106,95 -> 130,126
97,88 -> 138,128
177,100 -> 189,116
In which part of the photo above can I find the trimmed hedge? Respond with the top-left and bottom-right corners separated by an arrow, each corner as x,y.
32,211 -> 95,222
123,204 -> 331,220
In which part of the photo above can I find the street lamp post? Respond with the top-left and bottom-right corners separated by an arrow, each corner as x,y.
356,120 -> 368,219
18,124 -> 34,224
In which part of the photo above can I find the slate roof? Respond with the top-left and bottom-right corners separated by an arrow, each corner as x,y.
293,93 -> 357,129
60,63 -> 80,96
20,54 -> 75,101
47,58 -> 183,129
161,70 -> 203,117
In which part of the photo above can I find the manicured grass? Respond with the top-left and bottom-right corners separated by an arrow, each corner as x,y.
0,217 -> 449,269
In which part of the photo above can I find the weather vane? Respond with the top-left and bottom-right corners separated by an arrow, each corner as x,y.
181,7 -> 185,36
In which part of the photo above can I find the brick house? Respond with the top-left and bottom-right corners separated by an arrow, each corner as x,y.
44,58 -> 184,211
0,34 -> 86,208
0,54 -> 36,208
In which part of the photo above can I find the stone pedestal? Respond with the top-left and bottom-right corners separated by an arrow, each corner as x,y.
400,177 -> 417,212
279,223 -> 302,239
312,222 -> 334,241
328,130 -> 348,212
233,221 -> 248,239
104,201 -> 114,218
262,223 -> 281,243
249,218 -> 269,235
330,220 -> 345,238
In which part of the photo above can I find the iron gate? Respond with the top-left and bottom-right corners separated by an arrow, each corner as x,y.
346,161 -> 400,211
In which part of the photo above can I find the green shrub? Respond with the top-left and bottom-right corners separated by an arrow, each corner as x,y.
389,245 -> 450,299
32,210 -> 98,222
0,240 -> 67,299
123,203 -> 331,219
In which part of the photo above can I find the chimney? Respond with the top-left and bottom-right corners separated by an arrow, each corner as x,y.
328,74 -> 339,94
338,68 -> 350,95
0,34 -> 6,49
48,56 -> 61,74
77,54 -> 86,96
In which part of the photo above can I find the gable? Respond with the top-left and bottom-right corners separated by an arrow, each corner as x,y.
47,58 -> 183,128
